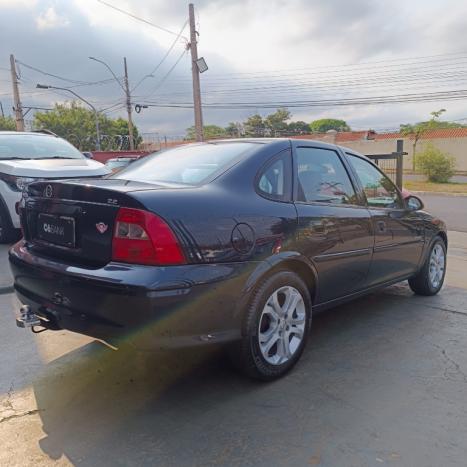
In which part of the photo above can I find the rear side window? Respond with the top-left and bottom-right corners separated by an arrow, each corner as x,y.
114,142 -> 258,186
296,147 -> 358,205
256,150 -> 292,201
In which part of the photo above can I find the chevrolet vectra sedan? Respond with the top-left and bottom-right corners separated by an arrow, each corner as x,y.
9,139 -> 447,380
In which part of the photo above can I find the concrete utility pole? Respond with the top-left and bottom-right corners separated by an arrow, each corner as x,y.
89,56 -> 135,150
123,57 -> 135,150
10,54 -> 25,131
188,3 -> 203,141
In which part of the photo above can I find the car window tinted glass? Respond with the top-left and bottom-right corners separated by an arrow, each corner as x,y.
296,147 -> 357,204
115,142 -> 258,185
257,151 -> 292,200
0,134 -> 84,159
347,154 -> 401,208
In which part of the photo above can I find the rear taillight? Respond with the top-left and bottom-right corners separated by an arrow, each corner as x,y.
112,207 -> 186,266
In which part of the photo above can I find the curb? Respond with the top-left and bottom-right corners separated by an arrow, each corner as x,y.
0,284 -> 13,295
411,191 -> 467,197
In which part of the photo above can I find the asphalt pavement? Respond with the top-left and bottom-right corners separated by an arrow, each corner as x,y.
420,193 -> 467,233
1,230 -> 467,466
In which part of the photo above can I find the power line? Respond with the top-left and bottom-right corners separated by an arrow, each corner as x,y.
174,51 -> 467,80
171,57 -> 467,86
131,19 -> 188,92
16,60 -> 87,84
96,0 -> 188,39
16,60 -> 123,89
137,88 -> 467,110
142,49 -> 188,99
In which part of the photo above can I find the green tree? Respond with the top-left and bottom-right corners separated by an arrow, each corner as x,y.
264,108 -> 291,135
309,118 -> 350,133
33,102 -> 141,151
244,114 -> 265,137
415,143 -> 456,183
0,116 -> 16,131
185,125 -> 227,140
400,108 -> 448,171
287,120 -> 310,135
225,121 -> 243,137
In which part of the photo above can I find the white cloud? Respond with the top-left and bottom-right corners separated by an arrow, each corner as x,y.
0,0 -> 37,6
36,6 -> 70,30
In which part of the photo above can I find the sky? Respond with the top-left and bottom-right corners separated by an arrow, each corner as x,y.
1,0 -> 467,139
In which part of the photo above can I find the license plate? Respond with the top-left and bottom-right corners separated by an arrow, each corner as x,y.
37,213 -> 75,247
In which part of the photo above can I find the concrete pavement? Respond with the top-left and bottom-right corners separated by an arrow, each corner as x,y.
1,231 -> 467,466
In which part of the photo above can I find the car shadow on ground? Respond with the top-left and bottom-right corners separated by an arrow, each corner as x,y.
32,284 -> 466,466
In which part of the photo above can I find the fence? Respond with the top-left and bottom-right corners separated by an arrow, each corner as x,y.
365,139 -> 405,189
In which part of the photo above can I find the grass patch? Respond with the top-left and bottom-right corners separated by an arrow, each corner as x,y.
404,180 -> 467,194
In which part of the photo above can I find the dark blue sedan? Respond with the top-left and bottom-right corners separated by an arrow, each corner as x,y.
9,139 -> 447,380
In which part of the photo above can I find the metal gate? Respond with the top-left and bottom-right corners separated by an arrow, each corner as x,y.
365,139 -> 406,189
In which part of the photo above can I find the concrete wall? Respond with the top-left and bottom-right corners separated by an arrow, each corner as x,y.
339,137 -> 467,173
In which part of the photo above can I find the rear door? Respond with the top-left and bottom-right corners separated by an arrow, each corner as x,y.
345,153 -> 425,285
292,143 -> 373,303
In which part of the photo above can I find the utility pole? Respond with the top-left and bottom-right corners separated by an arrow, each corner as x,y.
188,3 -> 203,141
123,57 -> 135,150
10,54 -> 24,131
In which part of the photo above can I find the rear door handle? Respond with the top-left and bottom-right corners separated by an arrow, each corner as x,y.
377,221 -> 386,233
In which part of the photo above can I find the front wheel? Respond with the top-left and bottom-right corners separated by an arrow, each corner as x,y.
409,238 -> 447,296
229,271 -> 312,381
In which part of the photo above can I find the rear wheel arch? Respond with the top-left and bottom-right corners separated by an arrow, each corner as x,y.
267,259 -> 317,303
236,256 -> 318,321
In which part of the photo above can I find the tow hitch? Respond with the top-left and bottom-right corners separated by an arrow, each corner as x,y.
16,305 -> 47,333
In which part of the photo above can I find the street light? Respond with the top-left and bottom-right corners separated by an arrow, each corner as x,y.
88,57 -> 125,92
89,56 -> 135,150
36,84 -> 101,150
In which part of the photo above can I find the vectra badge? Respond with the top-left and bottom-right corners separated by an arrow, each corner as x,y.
96,222 -> 108,234
44,184 -> 53,198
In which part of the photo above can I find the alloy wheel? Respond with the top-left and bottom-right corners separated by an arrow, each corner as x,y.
258,286 -> 306,365
429,244 -> 445,289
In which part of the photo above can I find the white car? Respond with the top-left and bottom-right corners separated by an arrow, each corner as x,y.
0,131 -> 111,242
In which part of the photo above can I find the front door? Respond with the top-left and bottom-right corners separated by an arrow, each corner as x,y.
346,153 -> 424,285
293,145 -> 373,304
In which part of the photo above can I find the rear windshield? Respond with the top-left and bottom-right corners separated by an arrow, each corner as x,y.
113,142 -> 258,185
0,134 -> 85,160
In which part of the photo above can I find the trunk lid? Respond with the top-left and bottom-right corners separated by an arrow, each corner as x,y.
22,179 -> 166,267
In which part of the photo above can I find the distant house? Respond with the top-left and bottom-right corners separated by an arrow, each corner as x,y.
291,128 -> 467,173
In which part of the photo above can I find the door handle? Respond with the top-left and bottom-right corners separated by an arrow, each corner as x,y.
377,221 -> 386,233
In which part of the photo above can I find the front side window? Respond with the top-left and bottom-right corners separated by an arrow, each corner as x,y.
347,154 -> 401,209
257,151 -> 291,201
296,147 -> 358,205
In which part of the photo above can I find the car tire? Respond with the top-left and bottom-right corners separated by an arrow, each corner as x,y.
0,202 -> 18,244
408,237 -> 447,296
229,270 -> 312,381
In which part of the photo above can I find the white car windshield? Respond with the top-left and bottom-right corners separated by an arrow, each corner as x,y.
0,134 -> 85,160
113,142 -> 258,185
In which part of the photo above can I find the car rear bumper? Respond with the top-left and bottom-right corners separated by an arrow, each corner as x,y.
9,241 -> 259,349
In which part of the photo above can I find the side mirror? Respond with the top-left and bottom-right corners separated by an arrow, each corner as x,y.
406,195 -> 424,211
